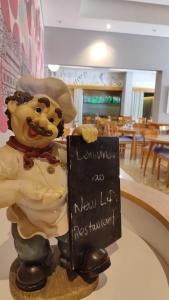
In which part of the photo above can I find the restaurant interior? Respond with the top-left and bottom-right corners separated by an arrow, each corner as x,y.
47,64 -> 169,190
0,0 -> 169,299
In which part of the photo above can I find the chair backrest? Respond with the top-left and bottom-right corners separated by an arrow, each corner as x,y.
96,119 -> 119,137
142,128 -> 159,141
97,120 -> 110,136
118,115 -> 132,125
83,115 -> 92,124
110,123 -> 119,137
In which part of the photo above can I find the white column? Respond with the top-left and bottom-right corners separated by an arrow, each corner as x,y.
130,91 -> 144,121
152,70 -> 169,123
121,72 -> 133,116
73,89 -> 83,126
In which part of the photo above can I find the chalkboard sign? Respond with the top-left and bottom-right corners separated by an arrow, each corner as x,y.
67,136 -> 121,270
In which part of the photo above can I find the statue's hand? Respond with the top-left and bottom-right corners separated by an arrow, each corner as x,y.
42,186 -> 65,205
19,180 -> 45,201
19,181 -> 65,204
73,125 -> 98,143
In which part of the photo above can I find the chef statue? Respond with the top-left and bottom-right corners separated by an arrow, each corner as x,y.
0,76 -> 110,293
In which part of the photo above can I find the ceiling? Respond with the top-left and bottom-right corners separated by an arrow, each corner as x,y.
125,0 -> 169,4
41,0 -> 169,37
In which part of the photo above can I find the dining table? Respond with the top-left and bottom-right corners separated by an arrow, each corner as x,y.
143,135 -> 169,176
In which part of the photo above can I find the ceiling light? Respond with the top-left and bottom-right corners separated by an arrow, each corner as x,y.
90,42 -> 108,61
106,24 -> 111,30
48,64 -> 60,72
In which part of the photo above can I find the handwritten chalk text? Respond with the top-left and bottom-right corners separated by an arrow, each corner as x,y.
73,213 -> 115,241
76,150 -> 116,161
73,189 -> 116,214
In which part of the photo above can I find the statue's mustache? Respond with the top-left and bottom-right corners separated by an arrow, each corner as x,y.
26,117 -> 53,137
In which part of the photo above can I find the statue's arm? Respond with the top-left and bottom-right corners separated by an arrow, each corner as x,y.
0,145 -> 66,208
0,178 -> 66,208
0,179 -> 21,208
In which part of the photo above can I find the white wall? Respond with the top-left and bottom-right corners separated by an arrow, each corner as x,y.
132,71 -> 156,89
45,27 -> 169,122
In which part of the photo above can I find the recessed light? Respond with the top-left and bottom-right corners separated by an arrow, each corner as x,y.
106,24 -> 111,30
90,42 -> 108,61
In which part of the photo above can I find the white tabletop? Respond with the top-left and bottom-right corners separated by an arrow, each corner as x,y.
0,219 -> 168,300
86,227 -> 169,300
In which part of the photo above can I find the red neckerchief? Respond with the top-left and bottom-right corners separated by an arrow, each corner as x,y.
7,136 -> 60,170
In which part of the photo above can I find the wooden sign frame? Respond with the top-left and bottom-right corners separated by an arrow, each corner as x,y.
67,136 -> 121,270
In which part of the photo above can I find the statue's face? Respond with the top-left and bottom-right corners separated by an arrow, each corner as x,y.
7,94 -> 63,148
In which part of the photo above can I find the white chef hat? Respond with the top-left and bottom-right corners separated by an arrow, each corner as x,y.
16,75 -> 76,123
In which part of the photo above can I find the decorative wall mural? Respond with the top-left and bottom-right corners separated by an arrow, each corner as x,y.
45,67 -> 125,87
0,0 -> 44,133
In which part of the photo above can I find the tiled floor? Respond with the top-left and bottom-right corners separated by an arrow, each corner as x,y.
120,149 -> 169,196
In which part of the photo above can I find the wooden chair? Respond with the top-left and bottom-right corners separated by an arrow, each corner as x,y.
110,123 -> 133,158
96,118 -> 110,137
157,151 -> 169,187
119,135 -> 133,158
119,116 -> 132,124
109,122 -> 119,137
131,123 -> 146,159
84,115 -> 92,124
96,120 -> 132,157
141,128 -> 159,169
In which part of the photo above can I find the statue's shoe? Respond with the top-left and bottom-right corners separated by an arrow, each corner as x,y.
16,263 -> 47,292
77,248 -> 111,281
